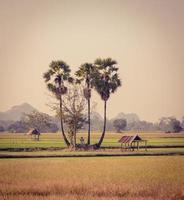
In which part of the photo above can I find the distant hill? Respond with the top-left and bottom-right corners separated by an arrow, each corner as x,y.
91,112 -> 103,122
88,112 -> 103,131
0,103 -> 142,132
0,103 -> 37,121
89,112 -> 140,131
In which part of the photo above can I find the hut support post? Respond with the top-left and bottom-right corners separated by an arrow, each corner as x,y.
137,141 -> 139,151
145,140 -> 147,151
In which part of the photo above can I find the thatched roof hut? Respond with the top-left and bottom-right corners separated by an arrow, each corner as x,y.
118,135 -> 142,144
118,135 -> 147,151
27,128 -> 40,135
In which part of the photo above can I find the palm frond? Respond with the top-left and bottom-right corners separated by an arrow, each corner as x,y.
47,83 -> 57,93
94,58 -> 103,66
93,57 -> 121,100
43,60 -> 73,97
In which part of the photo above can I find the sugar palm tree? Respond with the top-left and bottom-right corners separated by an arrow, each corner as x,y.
75,63 -> 96,145
94,58 -> 121,148
43,60 -> 73,147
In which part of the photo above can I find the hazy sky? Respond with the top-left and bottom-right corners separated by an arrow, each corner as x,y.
0,0 -> 184,122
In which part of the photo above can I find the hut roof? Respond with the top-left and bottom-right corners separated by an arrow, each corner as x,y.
27,128 -> 40,135
118,135 -> 143,144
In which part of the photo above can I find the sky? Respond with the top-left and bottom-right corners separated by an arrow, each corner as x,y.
0,0 -> 184,122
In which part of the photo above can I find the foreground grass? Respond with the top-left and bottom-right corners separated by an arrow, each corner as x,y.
0,156 -> 184,200
0,132 -> 184,149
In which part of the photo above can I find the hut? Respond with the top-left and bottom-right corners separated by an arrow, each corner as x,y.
27,128 -> 40,141
118,135 -> 147,151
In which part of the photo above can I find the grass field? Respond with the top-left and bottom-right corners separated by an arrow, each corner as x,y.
0,156 -> 184,200
0,132 -> 184,149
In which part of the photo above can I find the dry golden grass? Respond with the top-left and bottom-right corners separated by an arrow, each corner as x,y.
0,156 -> 184,200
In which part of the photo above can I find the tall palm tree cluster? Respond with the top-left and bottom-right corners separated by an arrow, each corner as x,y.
43,58 -> 121,149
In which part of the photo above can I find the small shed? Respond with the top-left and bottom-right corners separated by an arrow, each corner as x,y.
118,135 -> 147,151
27,128 -> 40,141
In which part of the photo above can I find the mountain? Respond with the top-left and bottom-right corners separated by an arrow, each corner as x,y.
91,112 -> 103,122
0,102 -> 141,132
112,112 -> 140,124
88,112 -> 103,131
0,103 -> 37,121
85,112 -> 140,131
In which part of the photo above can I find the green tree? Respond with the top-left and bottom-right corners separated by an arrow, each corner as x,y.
181,116 -> 184,130
75,63 -> 96,145
159,117 -> 182,133
43,60 -> 73,147
23,111 -> 58,133
7,120 -> 27,133
50,85 -> 87,148
62,85 -> 87,147
94,58 -> 121,148
0,126 -> 4,132
113,118 -> 127,133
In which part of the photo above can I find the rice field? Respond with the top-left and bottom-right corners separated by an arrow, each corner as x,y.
0,132 -> 184,149
0,156 -> 184,200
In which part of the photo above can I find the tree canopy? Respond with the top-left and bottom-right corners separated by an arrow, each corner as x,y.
113,118 -> 127,133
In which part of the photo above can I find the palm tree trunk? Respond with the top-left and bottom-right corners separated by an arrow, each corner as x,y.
73,131 -> 76,147
59,94 -> 70,147
87,98 -> 91,145
74,117 -> 77,147
97,100 -> 107,148
86,81 -> 91,145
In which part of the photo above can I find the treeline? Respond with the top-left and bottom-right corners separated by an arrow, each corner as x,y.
0,111 -> 58,133
0,111 -> 183,133
115,117 -> 184,133
88,116 -> 184,133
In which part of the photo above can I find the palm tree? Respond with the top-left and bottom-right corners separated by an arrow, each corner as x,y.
94,58 -> 121,148
43,60 -> 73,147
75,63 -> 96,145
